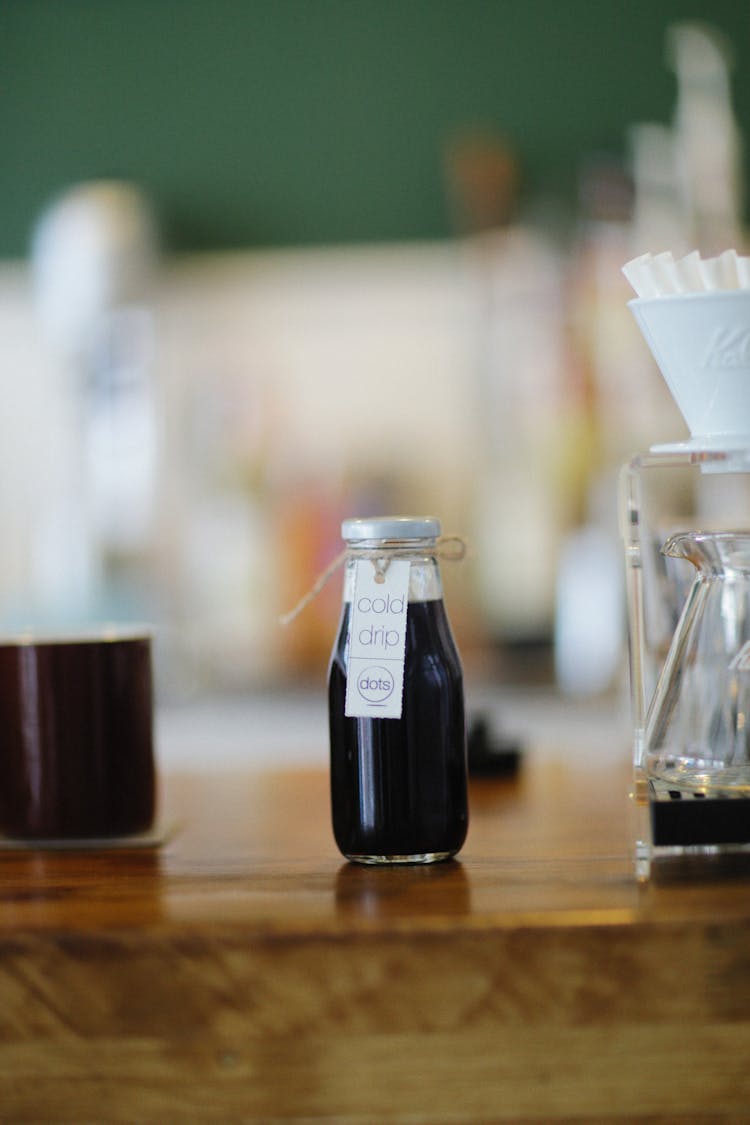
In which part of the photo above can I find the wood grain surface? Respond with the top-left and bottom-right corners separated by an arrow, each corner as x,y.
1,741 -> 749,1122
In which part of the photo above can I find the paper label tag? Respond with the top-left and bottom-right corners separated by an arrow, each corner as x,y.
344,558 -> 410,719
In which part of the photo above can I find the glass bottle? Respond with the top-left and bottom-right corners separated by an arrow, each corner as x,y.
328,516 -> 468,864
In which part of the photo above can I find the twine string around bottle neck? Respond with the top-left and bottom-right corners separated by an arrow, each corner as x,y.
279,535 -> 467,627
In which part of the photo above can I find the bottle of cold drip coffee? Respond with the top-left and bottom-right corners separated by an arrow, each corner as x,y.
328,516 -> 468,864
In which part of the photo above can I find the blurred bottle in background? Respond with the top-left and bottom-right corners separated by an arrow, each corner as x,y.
27,181 -> 160,628
445,129 -> 571,672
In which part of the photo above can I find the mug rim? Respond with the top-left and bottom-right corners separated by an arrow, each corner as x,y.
0,623 -> 153,648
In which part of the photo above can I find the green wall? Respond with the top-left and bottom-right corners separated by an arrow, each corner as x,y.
2,0 -> 749,258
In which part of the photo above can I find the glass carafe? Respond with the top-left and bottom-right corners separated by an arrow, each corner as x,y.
646,530 -> 750,797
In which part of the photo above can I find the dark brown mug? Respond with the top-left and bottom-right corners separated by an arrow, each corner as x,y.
0,628 -> 156,840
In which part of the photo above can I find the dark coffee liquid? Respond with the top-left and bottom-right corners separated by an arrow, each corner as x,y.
328,599 -> 468,861
0,637 -> 155,839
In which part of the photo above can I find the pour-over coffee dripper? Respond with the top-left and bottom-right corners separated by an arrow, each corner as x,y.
621,277 -> 750,878
630,288 -> 750,455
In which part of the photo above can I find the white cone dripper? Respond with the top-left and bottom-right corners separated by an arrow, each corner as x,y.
630,290 -> 750,452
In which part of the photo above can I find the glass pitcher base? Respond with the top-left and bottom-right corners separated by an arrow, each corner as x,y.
647,762 -> 750,798
345,850 -> 454,866
632,777 -> 750,879
649,782 -> 750,848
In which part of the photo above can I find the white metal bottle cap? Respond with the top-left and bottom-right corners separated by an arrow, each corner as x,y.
341,516 -> 441,541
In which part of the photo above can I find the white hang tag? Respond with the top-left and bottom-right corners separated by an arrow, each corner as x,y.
345,558 -> 410,719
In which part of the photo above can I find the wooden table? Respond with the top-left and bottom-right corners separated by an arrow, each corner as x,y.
1,741 -> 750,1123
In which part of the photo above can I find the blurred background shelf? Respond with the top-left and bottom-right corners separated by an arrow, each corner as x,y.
1,3 -> 748,704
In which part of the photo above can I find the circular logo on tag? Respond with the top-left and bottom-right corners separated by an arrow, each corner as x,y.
357,666 -> 394,703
